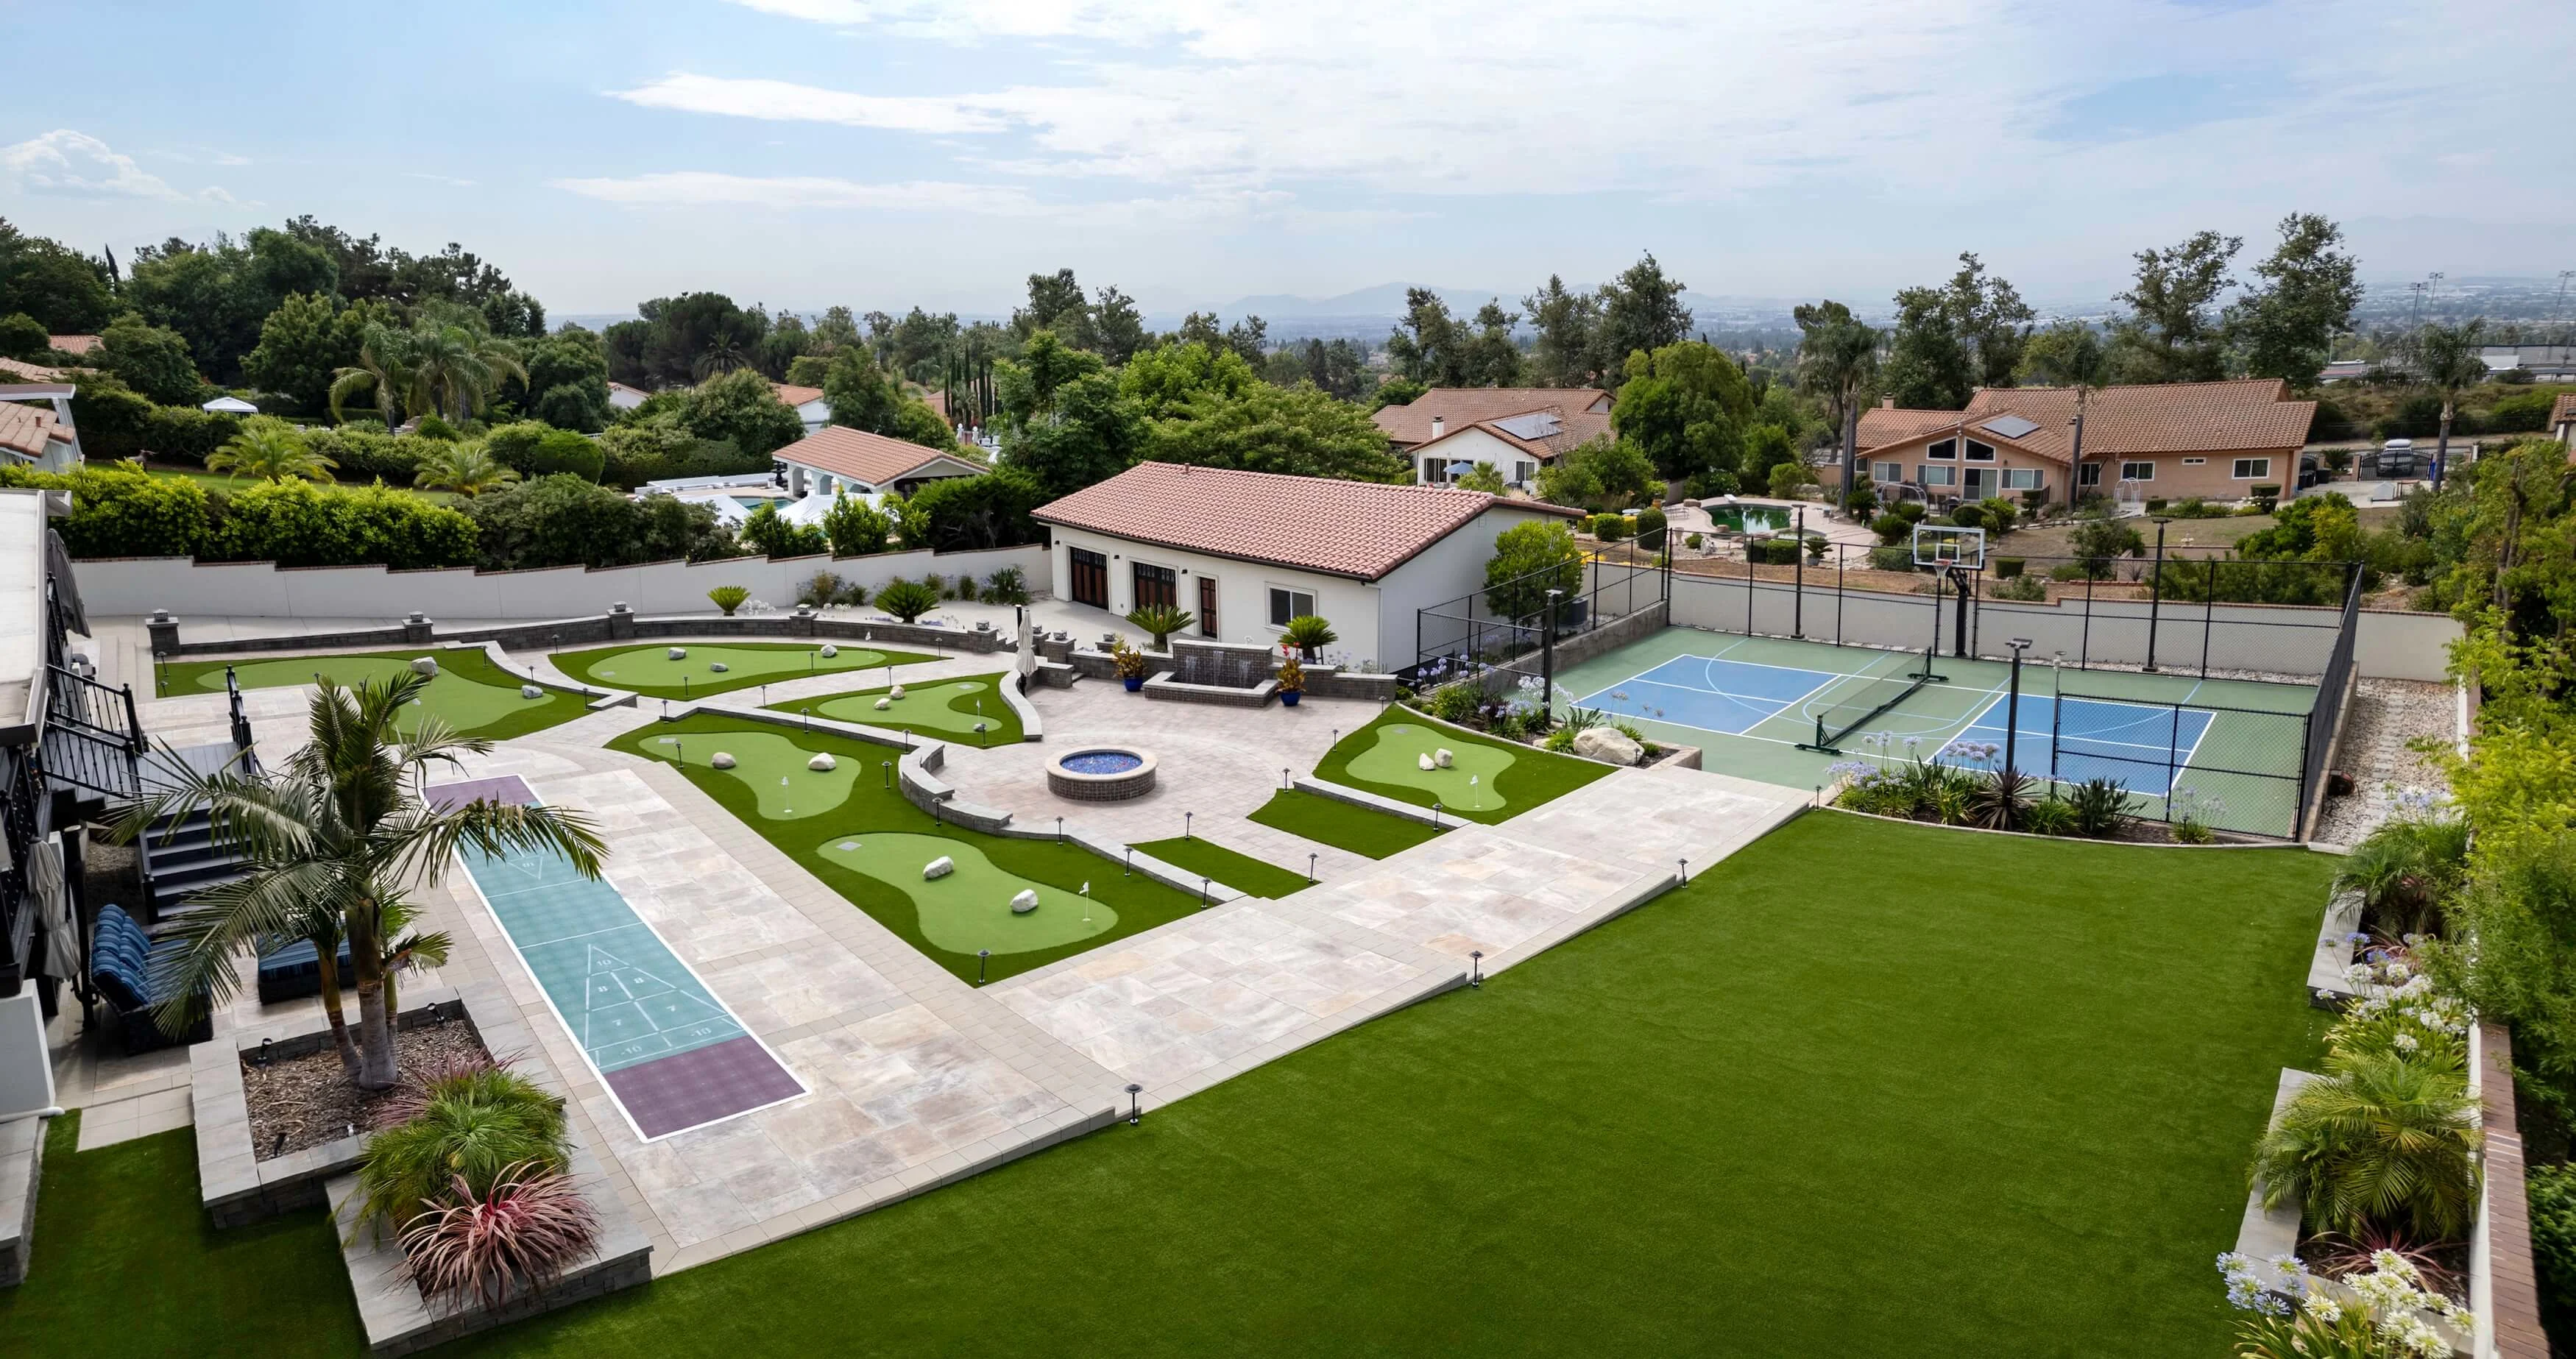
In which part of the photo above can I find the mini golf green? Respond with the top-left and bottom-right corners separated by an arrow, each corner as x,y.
783,673 -> 1022,743
1315,706 -> 1616,825
553,642 -> 937,700
1345,722 -> 1515,812
643,730 -> 860,820
818,831 -> 1115,954
157,649 -> 589,739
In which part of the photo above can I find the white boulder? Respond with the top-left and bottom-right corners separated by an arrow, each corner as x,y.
923,856 -> 954,880
409,656 -> 439,678
1434,748 -> 1454,769
1010,889 -> 1039,915
709,661 -> 729,673
668,647 -> 687,660
520,684 -> 544,699
874,697 -> 892,711
710,751 -> 736,770
807,753 -> 837,772
818,644 -> 839,659
1573,726 -> 1646,767
889,684 -> 907,700
1417,753 -> 1435,771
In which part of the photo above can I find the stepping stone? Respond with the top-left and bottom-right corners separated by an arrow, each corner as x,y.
410,656 -> 439,677
668,647 -> 687,660
808,753 -> 837,772
1010,889 -> 1038,915
924,856 -> 954,880
710,752 -> 736,770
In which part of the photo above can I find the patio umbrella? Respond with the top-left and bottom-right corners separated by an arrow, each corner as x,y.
199,395 -> 259,414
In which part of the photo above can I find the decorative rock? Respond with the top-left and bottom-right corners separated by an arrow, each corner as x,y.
874,697 -> 892,711
1573,726 -> 1646,767
668,647 -> 687,661
520,684 -> 544,699
710,751 -> 736,770
807,753 -> 837,772
924,856 -> 954,880
889,684 -> 907,700
409,657 -> 439,678
1417,753 -> 1435,771
1434,748 -> 1454,769
818,645 -> 840,659
1009,889 -> 1039,915
709,661 -> 729,673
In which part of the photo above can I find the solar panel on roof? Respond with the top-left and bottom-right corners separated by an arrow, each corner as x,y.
1491,411 -> 1563,439
1980,414 -> 2041,439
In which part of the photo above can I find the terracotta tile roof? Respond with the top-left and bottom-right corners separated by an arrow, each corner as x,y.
1373,388 -> 1613,447
921,390 -> 949,422
0,357 -> 62,382
2551,392 -> 2576,429
771,382 -> 827,408
1858,380 -> 2314,463
608,380 -> 650,400
0,400 -> 71,461
48,334 -> 99,355
776,425 -> 976,486
1033,461 -> 1577,581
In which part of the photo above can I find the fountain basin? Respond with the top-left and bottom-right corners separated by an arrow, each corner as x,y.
1047,747 -> 1158,801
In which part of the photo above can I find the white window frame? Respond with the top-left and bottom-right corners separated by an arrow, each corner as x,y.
1919,464 -> 1957,487
1267,584 -> 1317,628
2001,468 -> 2041,491
2232,458 -> 2271,480
1873,461 -> 1903,484
2120,461 -> 2156,482
1420,457 -> 1448,484
1965,440 -> 1997,462
1925,439 -> 1958,461
2181,457 -> 2207,466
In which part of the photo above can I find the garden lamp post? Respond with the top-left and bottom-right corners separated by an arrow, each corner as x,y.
977,949 -> 991,985
1308,852 -> 1317,883
1184,811 -> 1193,840
1470,951 -> 1484,987
1126,1084 -> 1144,1125
2003,638 -> 2033,778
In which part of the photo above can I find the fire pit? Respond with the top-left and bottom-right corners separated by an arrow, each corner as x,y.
1047,747 -> 1158,801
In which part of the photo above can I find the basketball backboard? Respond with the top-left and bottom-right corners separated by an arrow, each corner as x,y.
1911,523 -> 1986,569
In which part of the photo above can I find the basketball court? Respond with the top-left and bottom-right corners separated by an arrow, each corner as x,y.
431,775 -> 807,1140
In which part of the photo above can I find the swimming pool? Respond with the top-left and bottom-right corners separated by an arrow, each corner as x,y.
1705,503 -> 1800,533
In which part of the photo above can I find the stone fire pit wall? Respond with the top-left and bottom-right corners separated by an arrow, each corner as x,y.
1047,748 -> 1159,801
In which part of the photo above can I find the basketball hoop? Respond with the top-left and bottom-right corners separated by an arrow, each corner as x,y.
1910,523 -> 1986,570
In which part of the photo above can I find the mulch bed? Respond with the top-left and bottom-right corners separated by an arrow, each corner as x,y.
243,1018 -> 491,1160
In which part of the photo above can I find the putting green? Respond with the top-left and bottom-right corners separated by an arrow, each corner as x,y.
1343,722 -> 1515,812
818,832 -> 1117,954
645,729 -> 864,820
798,677 -> 1015,741
556,642 -> 934,699
170,651 -> 581,738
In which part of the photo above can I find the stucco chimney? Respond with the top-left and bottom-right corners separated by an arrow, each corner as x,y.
1880,397 -> 1894,408
1431,415 -> 1446,439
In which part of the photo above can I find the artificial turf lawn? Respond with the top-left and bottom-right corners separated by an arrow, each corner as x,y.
1243,787 -> 1449,859
1314,705 -> 1613,824
0,1112 -> 365,1357
156,648 -> 590,739
608,712 -> 1197,982
552,641 -> 938,700
4,815 -> 2335,1355
775,672 -> 1023,744
1132,835 -> 1317,899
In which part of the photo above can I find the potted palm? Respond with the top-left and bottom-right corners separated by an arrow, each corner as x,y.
1282,614 -> 1335,661
1276,653 -> 1305,706
1113,642 -> 1147,692
1125,603 -> 1192,651
707,585 -> 750,617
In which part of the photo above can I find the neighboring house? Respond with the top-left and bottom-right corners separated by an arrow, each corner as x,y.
2551,392 -> 2576,449
1031,461 -> 1582,668
606,381 -> 651,412
2482,346 -> 2576,382
0,384 -> 81,473
1856,379 -> 2316,507
772,425 -> 983,499
1372,387 -> 1613,489
45,336 -> 98,358
772,382 -> 832,434
0,359 -> 61,383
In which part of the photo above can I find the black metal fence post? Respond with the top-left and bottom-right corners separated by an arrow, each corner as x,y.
2201,558 -> 2218,678
1793,505 -> 1805,638
2142,519 -> 2169,673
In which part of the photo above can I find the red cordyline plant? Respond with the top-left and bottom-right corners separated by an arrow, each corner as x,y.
400,1163 -> 599,1309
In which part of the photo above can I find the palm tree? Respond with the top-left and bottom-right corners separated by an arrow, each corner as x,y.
329,322 -> 422,426
411,441 -> 521,497
1794,301 -> 1880,506
2251,1048 -> 2480,1240
408,323 -> 528,423
2409,319 -> 2488,492
117,675 -> 605,1089
208,418 -> 337,483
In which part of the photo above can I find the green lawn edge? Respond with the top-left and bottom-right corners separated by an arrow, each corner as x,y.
606,712 -> 1199,983
156,647 -> 591,740
1245,787 -> 1448,859
553,640 -> 942,700
1314,704 -> 1614,824
1132,835 -> 1316,899
765,671 -> 1024,745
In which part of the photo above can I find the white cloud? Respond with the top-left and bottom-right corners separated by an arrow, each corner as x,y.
613,74 -> 1008,134
553,171 -> 1047,214
1,129 -> 197,201
403,171 -> 479,188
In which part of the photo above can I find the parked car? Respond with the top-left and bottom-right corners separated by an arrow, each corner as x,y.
2374,439 -> 2418,478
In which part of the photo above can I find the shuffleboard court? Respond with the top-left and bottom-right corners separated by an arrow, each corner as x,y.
1947,695 -> 2215,797
431,775 -> 805,1140
1569,656 -> 1840,735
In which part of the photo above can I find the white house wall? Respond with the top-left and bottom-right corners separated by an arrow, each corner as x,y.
1046,526 -> 1384,667
1414,427 -> 1540,486
1373,506 -> 1570,667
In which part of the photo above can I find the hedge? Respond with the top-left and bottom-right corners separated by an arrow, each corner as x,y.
1748,537 -> 1803,566
0,465 -> 210,558
0,464 -> 475,568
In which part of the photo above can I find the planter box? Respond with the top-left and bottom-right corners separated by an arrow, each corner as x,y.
193,986 -> 472,1229
0,1109 -> 46,1288
2307,890 -> 2364,1010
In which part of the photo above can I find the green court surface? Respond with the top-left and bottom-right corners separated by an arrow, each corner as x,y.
1245,787 -> 1450,859
1314,707 -> 1614,826
819,831 -> 1115,954
777,673 -> 1022,744
1132,835 -> 1317,900
1551,627 -> 2319,838
607,713 -> 1199,984
553,641 -> 937,700
158,649 -> 590,739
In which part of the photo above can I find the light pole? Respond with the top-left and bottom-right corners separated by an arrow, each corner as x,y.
2003,638 -> 2032,781
2142,517 -> 2171,673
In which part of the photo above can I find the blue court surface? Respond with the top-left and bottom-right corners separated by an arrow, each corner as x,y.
1570,655 -> 1841,734
1949,695 -> 2213,795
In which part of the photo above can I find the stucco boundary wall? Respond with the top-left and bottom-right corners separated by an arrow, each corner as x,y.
1665,572 -> 2458,683
69,544 -> 1051,622
151,606 -> 1009,661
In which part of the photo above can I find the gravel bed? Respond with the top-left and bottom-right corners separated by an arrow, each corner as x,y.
244,1018 -> 491,1160
2311,677 -> 2456,845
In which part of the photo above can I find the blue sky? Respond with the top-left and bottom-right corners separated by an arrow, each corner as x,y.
2,0 -> 2568,318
